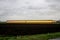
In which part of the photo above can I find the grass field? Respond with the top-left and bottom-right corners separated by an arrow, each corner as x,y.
0,32 -> 60,40
0,22 -> 60,40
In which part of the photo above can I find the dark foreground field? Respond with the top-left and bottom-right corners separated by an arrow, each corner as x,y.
0,24 -> 60,40
0,23 -> 60,36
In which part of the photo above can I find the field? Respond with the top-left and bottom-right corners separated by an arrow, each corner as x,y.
0,22 -> 60,40
0,32 -> 60,40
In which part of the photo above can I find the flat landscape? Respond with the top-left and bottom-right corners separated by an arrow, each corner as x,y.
0,23 -> 60,40
0,0 -> 60,40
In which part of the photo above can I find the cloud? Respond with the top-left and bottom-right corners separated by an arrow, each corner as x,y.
0,0 -> 60,21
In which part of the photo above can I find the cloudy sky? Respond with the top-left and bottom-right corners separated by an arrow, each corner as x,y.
0,0 -> 60,21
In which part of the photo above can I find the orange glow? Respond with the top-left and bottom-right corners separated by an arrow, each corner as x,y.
7,20 -> 56,24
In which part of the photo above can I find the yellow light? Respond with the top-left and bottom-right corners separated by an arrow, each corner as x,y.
7,20 -> 56,24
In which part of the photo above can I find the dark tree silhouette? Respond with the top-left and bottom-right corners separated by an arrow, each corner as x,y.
56,20 -> 60,24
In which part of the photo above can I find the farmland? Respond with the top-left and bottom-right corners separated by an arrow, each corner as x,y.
0,22 -> 60,40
